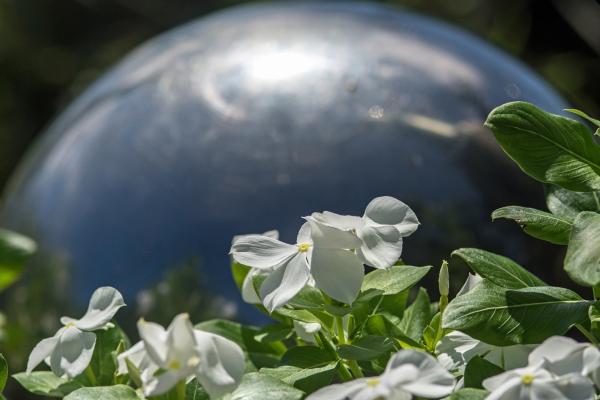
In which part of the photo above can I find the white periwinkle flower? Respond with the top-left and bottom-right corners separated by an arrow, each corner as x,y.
231,221 -> 362,310
26,286 -> 125,379
116,340 -> 158,384
308,350 -> 455,400
137,313 -> 244,398
482,359 -> 594,400
309,196 -> 419,269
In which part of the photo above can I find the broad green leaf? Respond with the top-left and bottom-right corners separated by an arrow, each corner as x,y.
546,185 -> 600,220
231,261 -> 250,291
0,354 -> 6,392
565,212 -> 600,286
443,388 -> 489,400
280,346 -> 335,368
452,248 -> 545,289
566,108 -> 600,134
337,335 -> 394,361
378,290 -> 409,320
260,363 -> 338,394
485,101 -> 600,191
361,265 -> 431,295
274,308 -> 322,324
364,314 -> 422,349
254,325 -> 293,343
13,372 -> 82,397
195,319 -> 285,368
229,372 -> 304,400
463,356 -> 504,389
0,228 -> 36,291
398,288 -> 433,341
492,206 -> 572,245
185,379 -> 210,400
443,279 -> 591,345
63,385 -> 141,400
82,325 -> 129,386
287,285 -> 325,310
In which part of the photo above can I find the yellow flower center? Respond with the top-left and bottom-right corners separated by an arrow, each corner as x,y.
297,243 -> 311,252
366,378 -> 380,388
521,374 -> 534,385
65,322 -> 76,328
168,360 -> 181,370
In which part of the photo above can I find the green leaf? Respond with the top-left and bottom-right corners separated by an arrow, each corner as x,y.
443,279 -> 591,345
443,388 -> 489,400
280,346 -> 335,368
185,379 -> 210,400
63,385 -> 141,399
254,325 -> 293,343
0,228 -> 36,291
452,248 -> 545,289
566,108 -> 600,132
83,325 -> 129,386
546,185 -> 600,220
229,373 -> 304,400
361,265 -> 432,295
485,101 -> 600,191
260,363 -> 338,394
463,356 -> 504,389
398,288 -> 433,342
423,312 -> 446,352
231,261 -> 251,291
565,212 -> 600,286
364,314 -> 422,349
337,335 -> 394,361
287,286 -> 326,310
13,372 -> 83,397
196,319 -> 285,369
492,206 -> 572,245
0,354 -> 6,393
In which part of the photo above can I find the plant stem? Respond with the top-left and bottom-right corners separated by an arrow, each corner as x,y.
347,360 -> 364,378
576,324 -> 598,345
593,285 -> 600,301
176,380 -> 186,400
85,366 -> 98,386
335,316 -> 346,345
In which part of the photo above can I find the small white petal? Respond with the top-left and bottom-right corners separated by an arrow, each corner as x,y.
306,379 -> 369,400
27,335 -> 59,373
138,319 -> 169,366
296,222 -> 312,244
529,336 -> 585,365
260,253 -> 310,312
456,273 -> 482,296
483,377 -> 521,400
310,247 -> 364,304
165,314 -> 197,364
232,230 -> 279,245
144,369 -> 187,397
363,196 -> 419,236
49,326 -> 96,379
294,321 -> 321,343
194,330 -> 245,398
312,211 -> 364,231
582,346 -> 600,378
117,341 -> 147,375
357,225 -> 402,269
305,217 -> 361,249
553,374 -> 595,400
241,268 -> 263,304
230,235 -> 297,269
61,287 -> 125,331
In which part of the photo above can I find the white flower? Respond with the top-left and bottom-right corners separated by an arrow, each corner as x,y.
232,230 -> 280,304
309,196 -> 419,269
116,341 -> 158,384
307,350 -> 455,400
27,287 -> 125,378
436,331 -> 533,372
231,221 -> 363,310
137,313 -> 244,398
293,320 -> 321,344
482,359 -> 594,400
456,273 -> 482,296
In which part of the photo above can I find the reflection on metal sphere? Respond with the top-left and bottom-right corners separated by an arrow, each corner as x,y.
1,2 -> 566,321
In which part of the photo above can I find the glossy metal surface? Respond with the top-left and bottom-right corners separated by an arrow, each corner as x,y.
0,2 -> 566,320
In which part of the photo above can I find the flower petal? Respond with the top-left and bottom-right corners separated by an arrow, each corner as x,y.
456,273 -> 483,296
137,318 -> 169,366
386,350 -> 455,398
483,377 -> 521,400
310,248 -> 363,304
194,330 -> 245,398
230,235 -> 297,269
49,326 -> 96,379
364,196 -> 419,235
554,373 -> 596,400
62,286 -> 125,331
143,369 -> 187,397
232,230 -> 279,245
241,268 -> 263,304
260,253 -> 310,312
166,313 -> 197,364
312,211 -> 364,231
27,335 -> 60,373
296,222 -> 312,244
305,217 -> 361,249
294,321 -> 321,344
306,379 -> 369,400
117,341 -> 147,375
357,225 -> 402,269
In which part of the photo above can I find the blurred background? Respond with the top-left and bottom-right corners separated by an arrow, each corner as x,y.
0,0 -> 599,396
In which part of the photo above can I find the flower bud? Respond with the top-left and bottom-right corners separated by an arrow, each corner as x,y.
438,260 -> 449,297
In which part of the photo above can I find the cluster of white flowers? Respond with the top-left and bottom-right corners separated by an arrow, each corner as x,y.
26,287 -> 245,399
230,196 -> 419,311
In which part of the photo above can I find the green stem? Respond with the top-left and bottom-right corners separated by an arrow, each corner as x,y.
335,316 -> 346,345
85,366 -> 98,386
593,285 -> 600,301
576,324 -> 598,345
347,360 -> 364,378
175,380 -> 186,400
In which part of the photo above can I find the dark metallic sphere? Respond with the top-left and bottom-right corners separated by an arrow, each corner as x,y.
0,2 -> 567,321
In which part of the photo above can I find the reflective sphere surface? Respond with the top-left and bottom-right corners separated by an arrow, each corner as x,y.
1,2 -> 567,320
